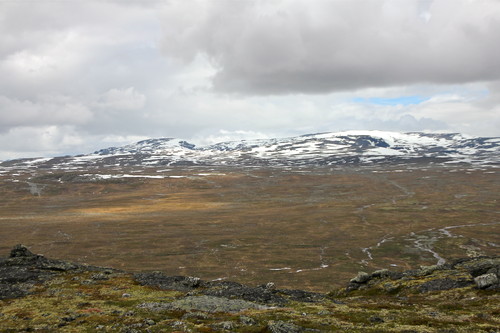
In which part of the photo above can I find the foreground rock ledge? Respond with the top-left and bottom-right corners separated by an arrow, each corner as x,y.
1,245 -> 499,332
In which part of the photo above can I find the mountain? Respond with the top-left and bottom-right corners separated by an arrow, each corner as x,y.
1,131 -> 499,170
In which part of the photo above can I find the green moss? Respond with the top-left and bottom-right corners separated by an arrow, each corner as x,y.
1,242 -> 499,332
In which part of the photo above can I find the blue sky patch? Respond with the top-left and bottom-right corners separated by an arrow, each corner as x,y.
352,95 -> 429,106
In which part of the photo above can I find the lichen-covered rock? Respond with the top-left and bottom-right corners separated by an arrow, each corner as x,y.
350,271 -> 371,284
277,288 -> 324,303
9,244 -> 36,258
185,276 -> 201,287
201,280 -> 286,304
0,246 -> 114,300
418,278 -> 473,293
453,257 -> 500,277
138,295 -> 268,313
347,271 -> 372,290
371,269 -> 390,278
239,315 -> 257,326
267,320 -> 304,333
144,319 -> 155,326
91,273 -> 109,281
0,255 -> 56,299
37,258 -> 79,272
0,284 -> 26,299
340,257 -> 497,297
182,311 -> 211,320
382,282 -> 400,293
214,321 -> 235,330
133,272 -> 201,291
265,282 -> 276,290
474,273 -> 499,289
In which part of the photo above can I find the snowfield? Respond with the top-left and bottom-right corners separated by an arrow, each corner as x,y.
1,131 -> 499,170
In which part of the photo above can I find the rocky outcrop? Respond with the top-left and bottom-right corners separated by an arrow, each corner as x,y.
474,273 -> 499,289
138,295 -> 268,313
9,244 -> 36,258
134,272 -> 201,292
349,271 -> 371,284
135,270 -> 324,305
267,320 -> 304,333
343,256 -> 500,295
0,244 -> 116,300
3,245 -> 499,303
1,245 -> 499,332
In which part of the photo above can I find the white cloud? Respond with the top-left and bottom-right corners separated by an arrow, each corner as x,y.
160,0 -> 500,94
98,87 -> 146,111
0,95 -> 93,130
0,0 -> 499,160
0,125 -> 84,159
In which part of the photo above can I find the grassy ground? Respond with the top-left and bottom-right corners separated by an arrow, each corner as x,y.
1,251 -> 499,332
0,165 -> 498,292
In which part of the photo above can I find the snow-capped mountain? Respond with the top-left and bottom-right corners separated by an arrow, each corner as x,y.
2,131 -> 499,170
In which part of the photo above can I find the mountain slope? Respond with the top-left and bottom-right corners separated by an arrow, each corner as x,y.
1,131 -> 499,170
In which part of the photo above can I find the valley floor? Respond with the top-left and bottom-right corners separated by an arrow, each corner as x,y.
0,165 -> 499,291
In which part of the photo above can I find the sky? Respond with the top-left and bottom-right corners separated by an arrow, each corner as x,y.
0,0 -> 499,160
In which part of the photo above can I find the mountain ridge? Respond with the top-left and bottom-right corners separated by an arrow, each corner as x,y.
1,130 -> 499,170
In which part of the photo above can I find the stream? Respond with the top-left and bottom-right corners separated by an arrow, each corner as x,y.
361,222 -> 500,266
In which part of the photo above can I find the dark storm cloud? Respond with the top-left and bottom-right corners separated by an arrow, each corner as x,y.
161,0 -> 500,94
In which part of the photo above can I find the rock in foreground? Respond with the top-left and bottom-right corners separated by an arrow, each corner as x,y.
1,245 -> 499,332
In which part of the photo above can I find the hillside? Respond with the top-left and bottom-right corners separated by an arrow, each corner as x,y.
1,131 -> 499,169
1,245 -> 499,332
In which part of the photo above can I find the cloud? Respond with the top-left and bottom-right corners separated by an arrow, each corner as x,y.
0,125 -> 85,159
0,1 -> 163,97
160,0 -> 500,94
97,87 -> 146,110
0,95 -> 92,131
0,0 -> 498,160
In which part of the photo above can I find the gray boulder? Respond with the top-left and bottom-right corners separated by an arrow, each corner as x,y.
350,271 -> 371,284
267,320 -> 303,333
371,269 -> 390,278
474,273 -> 498,289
